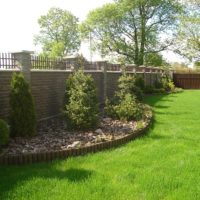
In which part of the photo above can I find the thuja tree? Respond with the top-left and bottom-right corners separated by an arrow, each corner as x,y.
10,73 -> 36,137
64,70 -> 99,130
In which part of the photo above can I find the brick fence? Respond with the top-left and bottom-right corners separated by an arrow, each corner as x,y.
0,51 -> 165,121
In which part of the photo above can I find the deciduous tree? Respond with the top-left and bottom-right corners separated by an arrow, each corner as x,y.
34,7 -> 80,57
81,0 -> 182,65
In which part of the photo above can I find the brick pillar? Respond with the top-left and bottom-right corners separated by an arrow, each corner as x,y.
12,51 -> 33,83
102,61 -> 108,103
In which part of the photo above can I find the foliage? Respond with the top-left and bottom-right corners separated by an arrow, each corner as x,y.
161,75 -> 175,91
135,75 -> 145,90
81,0 -> 182,65
175,1 -> 200,63
105,73 -> 143,121
106,94 -> 142,121
64,70 -> 99,130
9,73 -> 36,137
145,53 -> 168,67
154,79 -> 163,89
118,73 -> 144,101
0,119 -> 9,146
34,7 -> 80,57
1,91 -> 200,200
144,85 -> 155,94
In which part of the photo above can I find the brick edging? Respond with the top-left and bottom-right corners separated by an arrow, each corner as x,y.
0,117 -> 152,165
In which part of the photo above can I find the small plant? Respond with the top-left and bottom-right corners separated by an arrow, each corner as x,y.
64,70 -> 99,130
105,94 -> 142,121
118,73 -> 144,101
161,75 -> 175,92
0,119 -> 9,146
154,79 -> 163,89
10,73 -> 36,137
144,85 -> 155,94
105,73 -> 143,121
135,75 -> 145,90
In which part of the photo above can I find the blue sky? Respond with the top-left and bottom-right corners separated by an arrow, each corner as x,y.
0,0 -> 184,63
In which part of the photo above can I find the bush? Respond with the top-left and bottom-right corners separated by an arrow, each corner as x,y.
10,73 -> 36,137
106,94 -> 142,121
135,75 -> 145,90
161,75 -> 175,92
118,73 -> 144,101
154,79 -> 163,89
64,70 -> 99,130
105,73 -> 143,121
0,119 -> 9,146
144,85 -> 155,94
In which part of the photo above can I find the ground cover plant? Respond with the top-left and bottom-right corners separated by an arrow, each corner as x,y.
0,90 -> 200,200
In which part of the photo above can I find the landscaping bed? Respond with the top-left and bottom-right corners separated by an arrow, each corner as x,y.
0,105 -> 152,157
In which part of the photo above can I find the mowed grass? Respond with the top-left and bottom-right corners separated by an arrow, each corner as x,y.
1,90 -> 200,200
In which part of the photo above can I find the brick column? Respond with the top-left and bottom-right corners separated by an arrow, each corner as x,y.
12,51 -> 33,83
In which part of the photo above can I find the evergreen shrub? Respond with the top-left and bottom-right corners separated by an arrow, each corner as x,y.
10,73 -> 36,137
64,70 -> 99,130
0,119 -> 9,146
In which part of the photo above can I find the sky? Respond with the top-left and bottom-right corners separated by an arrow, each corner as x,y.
0,0 -> 184,63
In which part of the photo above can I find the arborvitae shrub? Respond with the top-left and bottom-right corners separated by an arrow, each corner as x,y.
118,73 -> 144,101
105,73 -> 143,121
106,94 -> 142,121
64,70 -> 99,130
0,119 -> 9,146
10,73 -> 36,137
161,75 -> 175,91
135,75 -> 145,90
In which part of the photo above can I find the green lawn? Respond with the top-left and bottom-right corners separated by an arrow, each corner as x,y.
1,90 -> 200,200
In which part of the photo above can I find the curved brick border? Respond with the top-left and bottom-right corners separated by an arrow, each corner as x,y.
0,116 -> 152,165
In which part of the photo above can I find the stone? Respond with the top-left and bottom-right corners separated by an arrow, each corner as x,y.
121,126 -> 132,134
68,141 -> 81,148
95,129 -> 104,135
102,117 -> 112,123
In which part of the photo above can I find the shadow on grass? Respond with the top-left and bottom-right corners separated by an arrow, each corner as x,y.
41,168 -> 93,182
0,165 -> 93,199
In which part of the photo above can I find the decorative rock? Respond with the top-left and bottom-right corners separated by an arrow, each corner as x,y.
95,129 -> 104,135
67,141 -> 81,148
102,118 -> 112,123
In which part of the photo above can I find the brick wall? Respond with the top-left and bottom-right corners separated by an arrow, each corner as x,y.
0,70 -> 161,121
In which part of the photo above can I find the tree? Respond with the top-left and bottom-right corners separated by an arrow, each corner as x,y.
81,0 -> 182,65
144,52 -> 168,67
175,1 -> 200,63
34,7 -> 80,58
10,73 -> 36,137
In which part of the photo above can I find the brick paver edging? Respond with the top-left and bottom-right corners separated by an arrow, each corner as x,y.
0,116 -> 152,165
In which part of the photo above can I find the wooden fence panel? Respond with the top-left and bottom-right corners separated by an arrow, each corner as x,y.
173,73 -> 200,89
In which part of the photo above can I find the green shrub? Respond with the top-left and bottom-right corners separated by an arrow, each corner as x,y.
0,119 -> 9,146
64,70 -> 99,130
173,87 -> 184,93
10,73 -> 36,137
154,79 -> 163,89
105,73 -> 143,121
135,75 -> 145,90
144,85 -> 155,94
153,88 -> 166,94
118,73 -> 144,101
161,75 -> 175,92
105,94 -> 142,121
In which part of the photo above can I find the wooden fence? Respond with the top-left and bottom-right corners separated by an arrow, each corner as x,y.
0,53 -> 17,70
173,73 -> 200,89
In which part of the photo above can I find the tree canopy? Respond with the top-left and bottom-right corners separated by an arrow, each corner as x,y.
34,7 -> 80,58
175,1 -> 200,63
81,0 -> 182,65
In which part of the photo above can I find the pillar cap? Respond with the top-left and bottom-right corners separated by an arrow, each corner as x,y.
11,50 -> 34,54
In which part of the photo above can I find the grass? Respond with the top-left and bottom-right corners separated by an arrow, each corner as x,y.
1,90 -> 200,200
